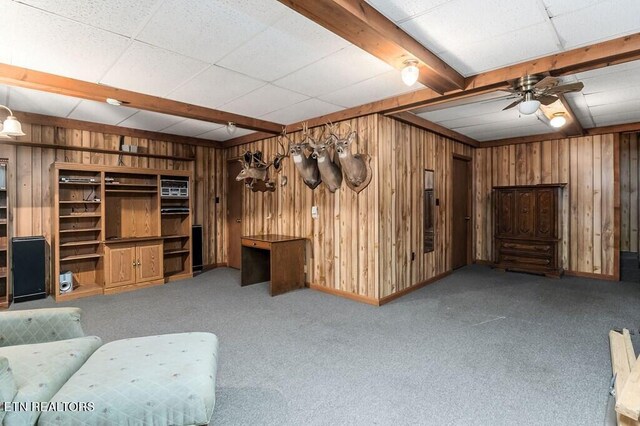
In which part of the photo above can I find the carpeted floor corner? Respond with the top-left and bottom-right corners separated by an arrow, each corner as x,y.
14,265 -> 640,425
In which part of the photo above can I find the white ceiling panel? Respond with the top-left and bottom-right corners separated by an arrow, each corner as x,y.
364,0 -> 452,23
198,127 -> 254,142
4,1 -> 130,82
7,86 -> 80,117
562,92 -> 596,128
273,45 -> 393,98
160,119 -> 223,138
438,21 -> 560,75
101,41 -> 210,96
167,66 -> 265,109
400,0 -> 548,54
551,0 -> 640,49
260,98 -> 343,124
117,110 -> 184,132
592,109 -> 640,127
0,86 -> 7,106
434,109 -> 541,130
584,87 -> 640,107
542,0 -> 606,17
587,99 -> 640,118
417,95 -> 514,122
137,0 -> 287,64
221,84 -> 308,118
218,8 -> 349,82
17,0 -> 161,37
469,122 -> 557,141
68,100 -> 138,125
319,70 -> 424,108
575,60 -> 640,80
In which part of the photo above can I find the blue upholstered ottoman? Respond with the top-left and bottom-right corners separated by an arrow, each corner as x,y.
38,332 -> 219,426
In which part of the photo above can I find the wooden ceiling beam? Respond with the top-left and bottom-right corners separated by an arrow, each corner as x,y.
0,63 -> 284,134
277,0 -> 464,93
557,94 -> 584,137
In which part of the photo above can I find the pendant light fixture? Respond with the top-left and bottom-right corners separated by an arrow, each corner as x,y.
0,105 -> 25,137
226,122 -> 237,136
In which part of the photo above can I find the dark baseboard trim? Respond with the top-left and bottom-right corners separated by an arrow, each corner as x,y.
308,284 -> 380,306
378,271 -> 452,306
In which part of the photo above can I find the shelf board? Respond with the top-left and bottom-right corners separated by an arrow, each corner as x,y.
60,214 -> 102,219
59,200 -> 101,204
56,283 -> 103,300
60,253 -> 103,262
0,220 -> 7,225
0,246 -> 7,252
106,183 -> 158,188
60,227 -> 102,234
60,240 -> 101,247
106,189 -> 158,194
164,249 -> 190,256
161,212 -> 190,215
59,181 -> 101,186
163,234 -> 190,240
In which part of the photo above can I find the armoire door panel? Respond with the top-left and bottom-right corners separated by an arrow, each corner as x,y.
536,189 -> 555,238
515,190 -> 535,237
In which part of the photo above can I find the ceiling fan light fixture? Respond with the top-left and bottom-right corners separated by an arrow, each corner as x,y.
549,112 -> 567,128
226,122 -> 237,136
518,92 -> 541,115
401,59 -> 419,86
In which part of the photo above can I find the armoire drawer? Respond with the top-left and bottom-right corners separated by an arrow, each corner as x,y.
498,240 -> 553,256
499,254 -> 553,268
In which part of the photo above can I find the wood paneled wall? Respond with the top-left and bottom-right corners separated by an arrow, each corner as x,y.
377,115 -> 472,298
620,133 -> 639,253
4,122 -> 224,269
473,134 -> 619,278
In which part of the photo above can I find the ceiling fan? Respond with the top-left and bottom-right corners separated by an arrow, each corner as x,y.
502,74 -> 584,115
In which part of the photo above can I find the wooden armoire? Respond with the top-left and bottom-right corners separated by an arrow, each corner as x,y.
493,184 -> 565,277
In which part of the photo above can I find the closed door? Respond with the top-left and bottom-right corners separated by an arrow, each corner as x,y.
136,242 -> 163,282
107,246 -> 136,288
227,161 -> 243,269
452,158 -> 471,270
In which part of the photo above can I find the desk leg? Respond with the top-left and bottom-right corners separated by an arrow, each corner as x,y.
269,240 -> 305,296
241,246 -> 271,286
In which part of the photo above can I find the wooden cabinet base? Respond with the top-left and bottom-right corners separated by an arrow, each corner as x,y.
103,278 -> 164,295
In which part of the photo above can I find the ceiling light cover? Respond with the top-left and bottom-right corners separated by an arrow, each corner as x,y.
1,116 -> 25,136
549,113 -> 567,128
226,122 -> 237,136
401,60 -> 419,86
106,98 -> 122,106
518,99 -> 541,115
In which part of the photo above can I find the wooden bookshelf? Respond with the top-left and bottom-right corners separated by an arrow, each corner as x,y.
0,160 -> 10,309
160,175 -> 192,281
52,163 -> 193,301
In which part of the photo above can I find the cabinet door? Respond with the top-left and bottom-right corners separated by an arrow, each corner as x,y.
495,190 -> 515,236
106,246 -> 136,288
515,190 -> 536,237
536,188 -> 556,238
136,242 -> 163,283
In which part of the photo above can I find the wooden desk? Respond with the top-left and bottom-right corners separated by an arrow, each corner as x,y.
241,235 -> 305,296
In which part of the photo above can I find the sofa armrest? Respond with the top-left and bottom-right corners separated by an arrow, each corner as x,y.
0,356 -> 16,422
0,308 -> 86,347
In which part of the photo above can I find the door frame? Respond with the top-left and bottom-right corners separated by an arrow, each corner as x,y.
226,158 -> 244,269
452,153 -> 473,267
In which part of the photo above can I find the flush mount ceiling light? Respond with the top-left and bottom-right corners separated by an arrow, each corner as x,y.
106,98 -> 123,106
518,92 -> 541,115
401,59 -> 420,86
549,112 -> 567,128
0,105 -> 25,137
226,122 -> 237,136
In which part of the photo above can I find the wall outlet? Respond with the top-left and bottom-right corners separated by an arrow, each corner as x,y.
311,206 -> 319,219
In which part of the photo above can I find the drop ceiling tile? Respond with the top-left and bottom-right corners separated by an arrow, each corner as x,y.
167,66 -> 266,109
101,41 -> 210,96
364,0 -> 452,22
68,100 -> 138,125
575,60 -> 640,80
563,92 -> 595,128
117,110 -> 184,132
17,0 -> 160,36
437,21 -> 560,75
551,0 -> 640,49
579,71 -> 640,95
584,86 -> 640,107
160,119 -> 223,138
261,99 -> 343,124
470,122 -> 556,141
434,109 -> 540,129
592,109 -> 640,127
7,86 -> 80,117
0,2 -> 10,63
273,45 -> 393,97
400,0 -> 548,53
198,127 -> 254,142
319,70 -> 424,108
137,0 -> 287,64
542,0 -> 605,17
588,99 -> 640,117
218,8 -> 349,82
418,95 -> 515,122
450,115 -> 547,134
4,1 -> 130,82
220,84 -> 307,118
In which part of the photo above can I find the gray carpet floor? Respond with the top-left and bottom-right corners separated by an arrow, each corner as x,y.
13,265 -> 640,425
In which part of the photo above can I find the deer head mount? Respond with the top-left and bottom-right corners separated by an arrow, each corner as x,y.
235,137 -> 288,193
308,125 -> 342,193
284,125 -> 321,190
329,123 -> 372,193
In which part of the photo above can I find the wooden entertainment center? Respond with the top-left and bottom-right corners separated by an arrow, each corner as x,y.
52,163 -> 193,301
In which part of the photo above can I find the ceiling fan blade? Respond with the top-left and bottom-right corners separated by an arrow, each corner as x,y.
502,99 -> 522,111
544,82 -> 585,94
537,94 -> 559,106
533,76 -> 559,91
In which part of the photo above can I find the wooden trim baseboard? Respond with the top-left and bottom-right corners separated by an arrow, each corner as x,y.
564,270 -> 619,281
202,263 -> 227,271
473,259 -> 493,266
308,284 -> 380,306
379,271 -> 452,306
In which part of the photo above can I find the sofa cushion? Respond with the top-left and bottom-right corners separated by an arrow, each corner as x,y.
0,308 -> 85,347
0,336 -> 102,426
39,332 -> 218,426
0,356 -> 17,423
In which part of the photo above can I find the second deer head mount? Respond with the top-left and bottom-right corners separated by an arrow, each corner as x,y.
235,136 -> 288,193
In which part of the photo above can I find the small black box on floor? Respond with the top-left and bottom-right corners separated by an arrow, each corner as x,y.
12,236 -> 46,302
192,225 -> 203,273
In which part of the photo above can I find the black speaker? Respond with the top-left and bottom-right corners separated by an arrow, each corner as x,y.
192,225 -> 203,272
12,236 -> 46,303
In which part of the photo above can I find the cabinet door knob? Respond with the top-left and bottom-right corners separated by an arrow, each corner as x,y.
137,260 -> 141,266
236,219 -> 241,223
132,261 -> 136,268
